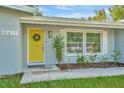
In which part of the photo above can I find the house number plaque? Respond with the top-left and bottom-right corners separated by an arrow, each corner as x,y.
0,30 -> 18,36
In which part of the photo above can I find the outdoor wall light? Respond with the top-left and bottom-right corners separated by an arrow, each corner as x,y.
48,31 -> 52,38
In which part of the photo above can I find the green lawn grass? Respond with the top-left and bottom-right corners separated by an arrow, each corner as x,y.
0,73 -> 124,88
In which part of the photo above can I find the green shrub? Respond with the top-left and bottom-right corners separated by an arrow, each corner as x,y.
76,54 -> 85,64
111,50 -> 121,63
53,34 -> 65,64
88,54 -> 97,63
76,50 -> 84,64
84,56 -> 90,63
99,55 -> 109,63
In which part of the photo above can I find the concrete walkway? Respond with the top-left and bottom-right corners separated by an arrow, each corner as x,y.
20,67 -> 124,84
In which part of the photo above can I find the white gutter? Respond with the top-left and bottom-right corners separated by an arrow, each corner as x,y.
20,17 -> 124,29
1,5 -> 35,14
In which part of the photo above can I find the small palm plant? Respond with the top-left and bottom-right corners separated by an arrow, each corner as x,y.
53,34 -> 65,64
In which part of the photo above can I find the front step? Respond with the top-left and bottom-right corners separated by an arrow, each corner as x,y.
23,65 -> 60,72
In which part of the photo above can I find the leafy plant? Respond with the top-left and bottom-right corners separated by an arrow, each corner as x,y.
111,50 -> 121,63
53,34 -> 65,64
88,54 -> 97,63
109,5 -> 124,21
76,54 -> 85,64
88,9 -> 107,21
99,55 -> 109,63
76,49 -> 84,64
84,56 -> 90,63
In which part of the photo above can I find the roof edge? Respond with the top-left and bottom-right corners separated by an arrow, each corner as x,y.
20,17 -> 124,29
1,5 -> 35,14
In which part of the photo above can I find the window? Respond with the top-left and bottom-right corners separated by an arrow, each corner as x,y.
67,32 -> 83,54
64,30 -> 105,55
86,33 -> 101,53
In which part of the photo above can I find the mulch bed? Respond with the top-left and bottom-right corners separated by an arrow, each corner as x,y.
56,62 -> 124,70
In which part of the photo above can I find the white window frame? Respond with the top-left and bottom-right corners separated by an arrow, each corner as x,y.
60,29 -> 105,56
84,31 -> 103,55
61,29 -> 83,56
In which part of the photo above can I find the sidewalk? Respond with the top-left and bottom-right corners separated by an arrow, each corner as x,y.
20,67 -> 124,84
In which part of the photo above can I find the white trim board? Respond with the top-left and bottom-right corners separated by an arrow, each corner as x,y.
20,17 -> 124,29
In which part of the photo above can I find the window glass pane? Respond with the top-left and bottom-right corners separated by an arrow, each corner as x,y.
67,32 -> 83,54
86,33 -> 101,53
67,32 -> 83,42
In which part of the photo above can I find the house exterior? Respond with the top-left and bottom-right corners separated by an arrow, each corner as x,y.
1,5 -> 124,75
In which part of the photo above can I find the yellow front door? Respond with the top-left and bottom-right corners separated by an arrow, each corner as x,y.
28,28 -> 44,63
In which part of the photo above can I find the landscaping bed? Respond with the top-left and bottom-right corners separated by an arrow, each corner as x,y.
57,62 -> 124,70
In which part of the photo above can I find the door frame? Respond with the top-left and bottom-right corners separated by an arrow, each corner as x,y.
27,27 -> 45,65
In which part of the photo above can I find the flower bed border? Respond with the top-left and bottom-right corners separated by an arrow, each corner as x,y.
56,62 -> 124,70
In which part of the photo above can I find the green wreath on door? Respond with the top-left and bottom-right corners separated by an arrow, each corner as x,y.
32,34 -> 41,41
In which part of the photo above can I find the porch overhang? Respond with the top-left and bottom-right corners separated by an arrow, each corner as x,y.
20,17 -> 124,29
